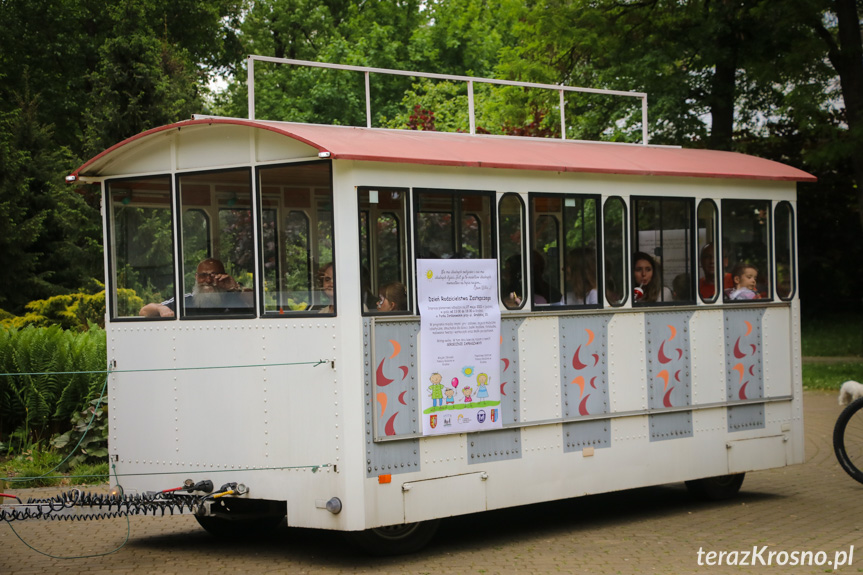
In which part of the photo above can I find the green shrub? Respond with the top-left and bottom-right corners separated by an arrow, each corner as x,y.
0,325 -> 107,439
51,397 -> 108,469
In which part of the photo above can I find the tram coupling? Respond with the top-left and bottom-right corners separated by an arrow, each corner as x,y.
0,477 -> 251,523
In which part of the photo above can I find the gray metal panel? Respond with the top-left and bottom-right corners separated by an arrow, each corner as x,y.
649,412 -> 693,441
728,404 -> 765,432
467,428 -> 522,464
559,315 -> 610,418
500,317 -> 524,423
363,318 -> 420,477
563,419 -> 611,453
645,312 -> 693,441
724,308 -> 766,431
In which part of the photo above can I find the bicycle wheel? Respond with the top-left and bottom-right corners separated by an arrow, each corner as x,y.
833,396 -> 863,484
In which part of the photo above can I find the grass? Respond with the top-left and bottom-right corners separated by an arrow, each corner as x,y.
801,310 -> 863,391
801,311 -> 863,357
1,450 -> 109,489
802,363 -> 863,391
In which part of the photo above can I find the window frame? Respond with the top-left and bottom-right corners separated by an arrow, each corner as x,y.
721,198 -> 773,304
359,186 -> 413,316
774,201 -> 796,301
176,166 -> 256,320
412,187 -> 496,262
696,199 -> 721,304
498,192 -> 527,311
529,192 -> 603,310
105,173 -> 176,321
603,195 -> 629,308
256,160 -> 336,318
630,195 -> 696,307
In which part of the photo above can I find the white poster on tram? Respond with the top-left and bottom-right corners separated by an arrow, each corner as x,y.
417,259 -> 502,436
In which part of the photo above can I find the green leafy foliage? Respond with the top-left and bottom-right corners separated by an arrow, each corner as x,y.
0,325 -> 107,439
50,397 -> 108,470
0,289 -> 143,331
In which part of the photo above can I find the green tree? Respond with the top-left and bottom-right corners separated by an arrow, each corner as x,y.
0,0 -> 244,312
216,0 -> 438,125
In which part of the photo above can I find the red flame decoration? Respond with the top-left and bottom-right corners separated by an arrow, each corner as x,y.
376,359 -> 393,387
384,412 -> 399,436
733,338 -> 746,359
579,394 -> 590,415
663,387 -> 675,407
658,341 -> 672,364
573,345 -> 587,370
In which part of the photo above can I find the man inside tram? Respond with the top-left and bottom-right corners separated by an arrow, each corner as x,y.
139,258 -> 247,317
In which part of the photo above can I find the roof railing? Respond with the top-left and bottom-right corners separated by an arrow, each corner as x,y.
247,55 -> 650,145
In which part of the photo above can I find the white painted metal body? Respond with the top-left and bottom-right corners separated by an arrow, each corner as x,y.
92,122 -> 805,534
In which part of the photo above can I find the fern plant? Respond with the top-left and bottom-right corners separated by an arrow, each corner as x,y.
0,325 -> 107,441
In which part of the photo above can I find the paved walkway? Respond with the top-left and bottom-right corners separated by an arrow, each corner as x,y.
2,390 -> 861,574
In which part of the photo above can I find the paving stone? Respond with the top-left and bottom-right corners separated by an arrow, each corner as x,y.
1,390 -> 857,574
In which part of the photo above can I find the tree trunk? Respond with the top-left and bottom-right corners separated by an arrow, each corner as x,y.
830,0 -> 863,229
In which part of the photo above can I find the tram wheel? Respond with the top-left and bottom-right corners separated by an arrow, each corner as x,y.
833,396 -> 863,484
684,473 -> 745,501
344,519 -> 440,555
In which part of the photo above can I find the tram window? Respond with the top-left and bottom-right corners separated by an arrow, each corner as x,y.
415,189 -> 494,260
722,199 -> 771,302
603,197 -> 627,307
498,193 -> 526,310
258,162 -> 334,315
697,200 -> 721,303
775,202 -> 795,300
107,176 -> 174,318
177,168 -> 254,317
359,187 -> 411,314
632,197 -> 694,304
530,195 -> 599,307
182,210 -> 210,273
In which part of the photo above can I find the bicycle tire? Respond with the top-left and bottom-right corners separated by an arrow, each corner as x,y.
833,396 -> 863,484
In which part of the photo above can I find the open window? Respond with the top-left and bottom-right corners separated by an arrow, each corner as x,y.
697,200 -> 721,303
415,189 -> 494,260
631,197 -> 694,305
603,196 -> 627,307
259,162 -> 334,315
498,193 -> 526,310
722,199 -> 771,302
107,176 -> 174,319
360,187 -> 411,314
177,168 -> 255,318
775,202 -> 795,300
529,194 -> 600,308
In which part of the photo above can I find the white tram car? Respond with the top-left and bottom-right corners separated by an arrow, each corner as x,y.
70,62 -> 813,553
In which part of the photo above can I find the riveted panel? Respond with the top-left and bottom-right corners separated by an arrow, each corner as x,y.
645,312 -> 693,441
363,319 -> 420,478
499,317 -> 524,424
563,419 -> 611,452
467,428 -> 522,464
724,308 -> 766,431
462,318 -> 524,465
559,315 -> 610,419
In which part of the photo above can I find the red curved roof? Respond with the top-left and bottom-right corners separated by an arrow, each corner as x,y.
71,117 -> 816,182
